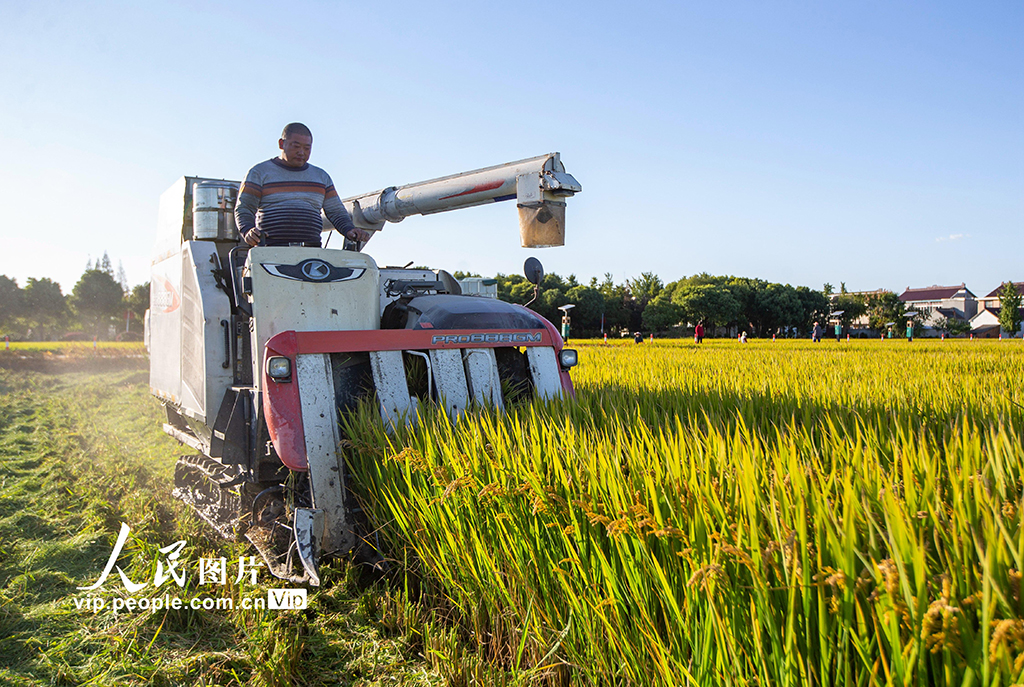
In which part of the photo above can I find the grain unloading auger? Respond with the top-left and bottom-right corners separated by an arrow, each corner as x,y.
146,154 -> 581,585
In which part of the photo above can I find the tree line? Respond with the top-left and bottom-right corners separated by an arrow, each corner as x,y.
6,257 -> 1012,341
0,252 -> 148,341
459,271 -> 839,338
459,272 -> 1009,338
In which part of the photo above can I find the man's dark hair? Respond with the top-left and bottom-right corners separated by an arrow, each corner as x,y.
281,122 -> 312,139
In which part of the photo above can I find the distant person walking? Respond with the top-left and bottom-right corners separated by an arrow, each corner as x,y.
812,321 -> 822,343
694,322 -> 705,344
835,322 -> 842,342
906,319 -> 914,342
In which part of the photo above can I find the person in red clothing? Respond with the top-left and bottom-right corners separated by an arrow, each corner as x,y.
694,322 -> 705,344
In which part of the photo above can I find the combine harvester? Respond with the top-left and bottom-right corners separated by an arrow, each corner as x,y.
146,154 -> 581,584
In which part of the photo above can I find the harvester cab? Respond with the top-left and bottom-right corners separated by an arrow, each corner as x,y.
146,154 -> 581,584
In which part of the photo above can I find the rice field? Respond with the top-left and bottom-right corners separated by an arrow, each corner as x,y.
344,339 -> 1024,686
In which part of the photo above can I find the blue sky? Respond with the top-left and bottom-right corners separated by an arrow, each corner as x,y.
1,1 -> 1020,297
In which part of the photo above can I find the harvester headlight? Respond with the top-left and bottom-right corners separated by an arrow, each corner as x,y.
559,349 -> 578,368
267,356 -> 292,381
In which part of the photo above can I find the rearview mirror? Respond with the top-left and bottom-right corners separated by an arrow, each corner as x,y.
524,257 -> 544,285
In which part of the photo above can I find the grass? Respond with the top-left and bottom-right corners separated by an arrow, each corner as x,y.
0,342 -> 146,355
0,343 -> 147,374
0,360 -> 448,686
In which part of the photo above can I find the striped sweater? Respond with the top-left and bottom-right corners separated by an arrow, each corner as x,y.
234,158 -> 356,246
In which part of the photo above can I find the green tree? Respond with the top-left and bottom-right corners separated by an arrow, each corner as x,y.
536,288 -> 568,326
998,281 -> 1023,336
831,293 -> 867,328
672,283 -> 741,330
116,261 -> 128,292
71,269 -> 125,338
127,282 -> 150,333
794,287 -> 830,333
753,283 -> 802,336
934,315 -> 972,337
864,291 -> 905,333
496,272 -> 570,324
495,273 -> 528,303
725,277 -> 758,331
23,278 -> 68,340
565,285 -> 604,333
508,280 -> 536,305
621,273 -> 662,332
99,251 -> 112,275
627,272 -> 663,309
660,279 -> 681,302
598,273 -> 630,334
679,272 -> 726,288
641,292 -> 683,332
0,275 -> 22,333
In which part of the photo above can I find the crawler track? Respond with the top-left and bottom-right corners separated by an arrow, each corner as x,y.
172,453 -> 243,540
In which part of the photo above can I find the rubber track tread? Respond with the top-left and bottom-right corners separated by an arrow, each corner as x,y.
172,454 -> 242,540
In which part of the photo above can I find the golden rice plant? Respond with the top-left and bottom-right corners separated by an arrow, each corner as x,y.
344,339 -> 1024,686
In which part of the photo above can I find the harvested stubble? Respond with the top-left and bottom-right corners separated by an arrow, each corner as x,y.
345,339 -> 1024,686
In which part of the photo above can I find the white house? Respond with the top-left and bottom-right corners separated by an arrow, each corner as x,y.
970,282 -> 1023,337
898,284 -> 977,335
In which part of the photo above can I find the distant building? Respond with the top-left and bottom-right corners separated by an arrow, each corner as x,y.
457,277 -> 498,298
898,284 -> 977,335
970,282 -> 1024,337
978,281 -> 1024,311
969,307 -> 1024,337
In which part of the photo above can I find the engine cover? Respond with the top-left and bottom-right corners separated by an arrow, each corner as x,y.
383,294 -> 548,331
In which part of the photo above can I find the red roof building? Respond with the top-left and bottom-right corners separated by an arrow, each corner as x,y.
898,284 -> 974,303
980,281 -> 1024,309
898,284 -> 978,331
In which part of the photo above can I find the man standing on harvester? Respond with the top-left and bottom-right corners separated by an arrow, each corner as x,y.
236,122 -> 370,247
